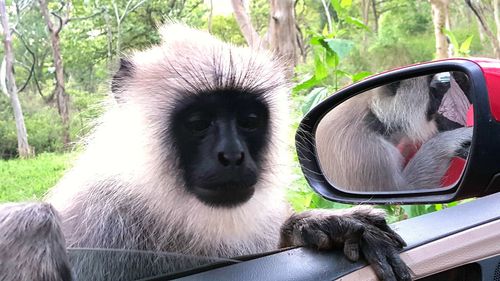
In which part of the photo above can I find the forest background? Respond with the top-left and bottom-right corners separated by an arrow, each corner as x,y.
0,0 -> 497,222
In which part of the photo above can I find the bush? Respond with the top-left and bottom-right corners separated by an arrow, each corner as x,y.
0,88 -> 106,159
68,87 -> 107,142
0,96 -> 63,158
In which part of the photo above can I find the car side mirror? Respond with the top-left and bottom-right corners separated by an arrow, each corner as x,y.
296,58 -> 500,204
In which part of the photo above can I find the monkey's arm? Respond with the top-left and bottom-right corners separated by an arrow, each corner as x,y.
403,126 -> 473,188
279,206 -> 411,281
0,202 -> 72,281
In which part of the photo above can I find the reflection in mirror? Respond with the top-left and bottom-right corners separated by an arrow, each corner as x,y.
315,72 -> 473,192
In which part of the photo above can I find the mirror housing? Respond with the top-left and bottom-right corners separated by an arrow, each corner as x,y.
296,58 -> 500,204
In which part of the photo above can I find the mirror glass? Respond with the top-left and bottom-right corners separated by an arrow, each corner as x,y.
315,71 -> 473,193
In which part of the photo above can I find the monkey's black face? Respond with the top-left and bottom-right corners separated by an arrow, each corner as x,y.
170,90 -> 270,207
427,74 -> 450,120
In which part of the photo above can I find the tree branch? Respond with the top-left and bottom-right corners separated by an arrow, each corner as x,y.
50,11 -> 64,35
230,0 -> 262,49
12,29 -> 35,93
320,0 -> 332,33
67,9 -> 104,23
465,0 -> 500,58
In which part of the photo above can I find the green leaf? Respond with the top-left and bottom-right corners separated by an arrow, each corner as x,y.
459,35 -> 474,54
322,25 -> 330,37
314,52 -> 328,80
352,71 -> 372,82
324,38 -> 354,59
310,35 -> 323,46
446,201 -> 459,207
401,205 -> 412,217
426,204 -> 437,213
301,87 -> 330,114
334,69 -> 351,79
345,16 -> 370,31
330,0 -> 342,14
443,29 -> 459,52
325,50 -> 339,67
405,205 -> 429,218
340,0 -> 352,8
293,74 -> 319,93
303,192 -> 314,208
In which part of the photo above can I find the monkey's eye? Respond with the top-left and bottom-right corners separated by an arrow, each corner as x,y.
238,113 -> 261,131
185,115 -> 211,135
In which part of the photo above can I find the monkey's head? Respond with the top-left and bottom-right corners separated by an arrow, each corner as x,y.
109,24 -> 290,208
370,74 -> 451,142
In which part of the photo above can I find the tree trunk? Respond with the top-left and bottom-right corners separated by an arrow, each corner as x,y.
361,0 -> 370,42
476,16 -> 485,42
39,0 -> 71,146
494,0 -> 500,44
371,0 -> 378,33
0,0 -> 32,158
104,7 -> 113,61
466,0 -> 500,59
208,0 -> 213,33
268,0 -> 298,78
231,0 -> 262,48
429,0 -> 450,59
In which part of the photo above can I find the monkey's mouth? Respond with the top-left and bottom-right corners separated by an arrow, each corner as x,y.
190,176 -> 257,208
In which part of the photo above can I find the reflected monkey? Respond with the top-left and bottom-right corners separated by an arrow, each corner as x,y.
315,74 -> 472,192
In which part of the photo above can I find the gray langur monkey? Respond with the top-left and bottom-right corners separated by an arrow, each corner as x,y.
0,24 -> 411,281
315,75 -> 473,192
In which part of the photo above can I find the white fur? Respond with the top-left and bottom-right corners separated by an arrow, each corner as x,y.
46,24 -> 293,258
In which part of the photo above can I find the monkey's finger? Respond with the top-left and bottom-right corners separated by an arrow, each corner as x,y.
352,212 -> 407,249
362,249 -> 397,281
299,224 -> 333,250
374,223 -> 407,249
386,248 -> 412,281
361,235 -> 398,281
341,220 -> 365,261
343,239 -> 360,261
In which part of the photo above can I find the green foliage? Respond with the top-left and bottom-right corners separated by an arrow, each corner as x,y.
365,1 -> 434,70
448,27 -> 484,56
249,0 -> 270,34
443,29 -> 474,57
24,104 -> 65,153
378,2 -> 431,42
299,87 -> 329,115
0,152 -> 76,202
68,87 -> 107,140
0,96 -> 63,158
208,15 -> 246,45
293,0 -> 372,113
0,88 -> 105,158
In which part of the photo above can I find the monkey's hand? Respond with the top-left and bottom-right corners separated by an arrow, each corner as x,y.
404,127 -> 472,188
280,206 -> 411,281
0,202 -> 72,281
424,126 -> 473,158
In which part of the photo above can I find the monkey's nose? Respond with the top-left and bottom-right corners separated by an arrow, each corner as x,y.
218,152 -> 245,166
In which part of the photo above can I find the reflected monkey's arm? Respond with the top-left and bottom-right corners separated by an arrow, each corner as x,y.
403,127 -> 472,188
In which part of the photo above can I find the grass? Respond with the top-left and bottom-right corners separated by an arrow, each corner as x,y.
0,152 -> 77,202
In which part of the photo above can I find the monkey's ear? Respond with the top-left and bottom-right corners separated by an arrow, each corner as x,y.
111,58 -> 134,100
452,71 -> 472,102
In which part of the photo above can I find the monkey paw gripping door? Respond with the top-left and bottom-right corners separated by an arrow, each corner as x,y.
296,58 -> 500,204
